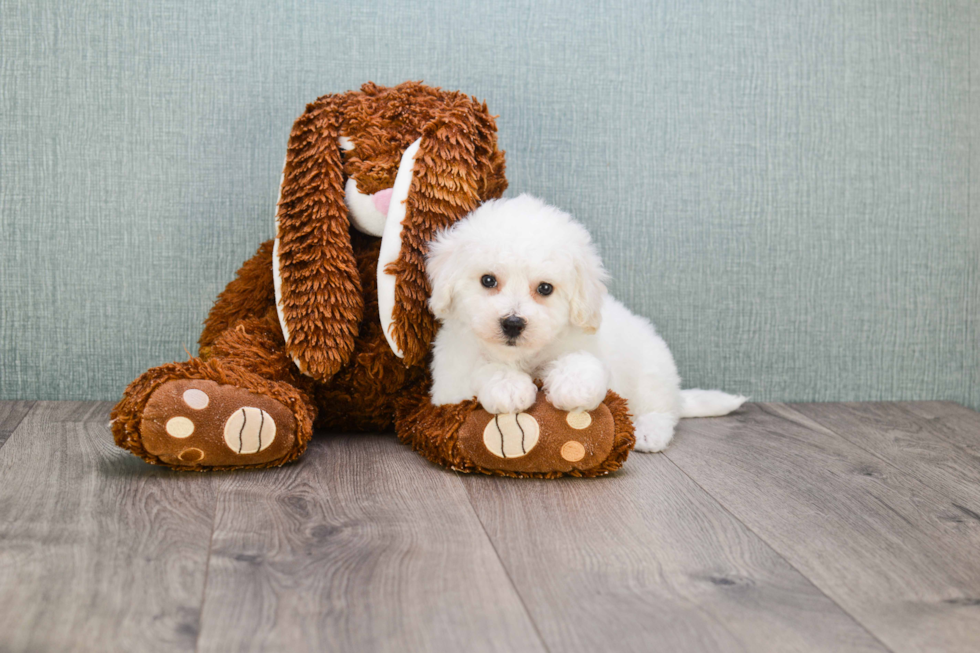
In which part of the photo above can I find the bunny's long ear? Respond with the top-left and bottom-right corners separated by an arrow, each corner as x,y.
376,98 -> 505,367
273,93 -> 363,380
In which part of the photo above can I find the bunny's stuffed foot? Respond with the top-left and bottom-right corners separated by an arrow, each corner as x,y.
139,379 -> 298,468
111,359 -> 315,471
396,389 -> 635,478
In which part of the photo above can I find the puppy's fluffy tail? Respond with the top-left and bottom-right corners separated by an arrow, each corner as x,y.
678,389 -> 747,418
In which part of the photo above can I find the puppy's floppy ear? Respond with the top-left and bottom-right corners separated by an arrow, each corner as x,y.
273,92 -> 362,380
378,94 -> 504,366
424,228 -> 461,319
568,239 -> 608,334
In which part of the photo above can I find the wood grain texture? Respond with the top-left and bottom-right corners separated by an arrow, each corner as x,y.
667,403 -> 980,653
0,401 -> 216,653
895,401 -> 980,459
195,433 -> 544,653
0,401 -> 34,449
6,400 -> 980,652
461,452 -> 887,652
791,402 -> 980,515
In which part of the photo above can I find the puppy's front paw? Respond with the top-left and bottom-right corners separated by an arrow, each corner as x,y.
543,352 -> 608,412
633,412 -> 678,453
478,372 -> 538,415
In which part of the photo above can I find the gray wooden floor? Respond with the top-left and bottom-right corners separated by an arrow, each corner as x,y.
1,401 -> 980,652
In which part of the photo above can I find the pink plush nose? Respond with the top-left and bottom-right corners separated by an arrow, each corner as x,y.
372,188 -> 394,216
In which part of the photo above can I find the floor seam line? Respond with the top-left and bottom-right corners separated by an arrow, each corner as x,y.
662,442 -> 896,653
779,402 -> 980,508
455,472 -> 553,653
193,478 -> 221,653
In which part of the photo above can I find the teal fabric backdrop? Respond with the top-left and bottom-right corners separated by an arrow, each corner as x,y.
1,0 -> 978,406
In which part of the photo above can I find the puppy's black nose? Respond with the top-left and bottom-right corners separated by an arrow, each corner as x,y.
500,315 -> 527,339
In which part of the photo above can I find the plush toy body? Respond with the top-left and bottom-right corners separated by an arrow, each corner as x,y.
112,82 -> 635,477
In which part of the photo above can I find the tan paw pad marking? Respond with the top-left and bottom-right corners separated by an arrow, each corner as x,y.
165,416 -> 195,438
178,448 -> 204,463
483,413 -> 540,459
561,440 -> 586,462
566,411 -> 592,430
223,407 -> 276,454
182,388 -> 210,410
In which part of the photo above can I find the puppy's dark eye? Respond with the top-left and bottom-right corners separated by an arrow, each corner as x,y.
481,274 -> 497,289
537,282 -> 554,296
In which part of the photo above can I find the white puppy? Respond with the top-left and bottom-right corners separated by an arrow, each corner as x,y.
425,194 -> 745,452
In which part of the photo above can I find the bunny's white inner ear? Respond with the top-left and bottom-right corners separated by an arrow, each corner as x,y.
377,137 -> 422,360
271,159 -> 309,374
272,163 -> 288,345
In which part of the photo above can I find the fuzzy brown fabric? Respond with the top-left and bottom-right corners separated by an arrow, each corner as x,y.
140,378 -> 300,469
276,92 -> 363,380
385,94 -> 505,366
111,81 -> 636,477
111,356 -> 316,471
395,390 -> 635,479
199,240 -> 277,354
274,82 -> 509,377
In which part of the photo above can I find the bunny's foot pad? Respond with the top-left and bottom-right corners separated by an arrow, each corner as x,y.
459,397 -> 616,474
140,379 -> 299,469
397,390 -> 636,478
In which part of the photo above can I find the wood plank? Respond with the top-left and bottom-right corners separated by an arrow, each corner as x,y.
896,401 -> 980,459
667,402 -> 980,653
790,402 -> 980,514
0,401 -> 216,653
0,401 -> 34,450
196,433 -> 544,653
461,450 -> 887,652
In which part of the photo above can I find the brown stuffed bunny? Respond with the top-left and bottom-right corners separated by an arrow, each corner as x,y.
111,82 -> 634,477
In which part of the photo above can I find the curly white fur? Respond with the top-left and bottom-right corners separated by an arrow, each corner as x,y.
425,194 -> 745,452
